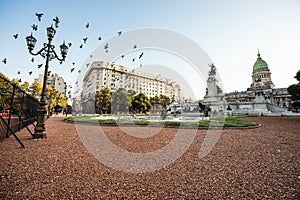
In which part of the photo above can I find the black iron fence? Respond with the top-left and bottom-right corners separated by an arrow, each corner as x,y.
0,75 -> 40,147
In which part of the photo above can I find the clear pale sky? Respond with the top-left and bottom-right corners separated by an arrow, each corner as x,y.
0,0 -> 299,100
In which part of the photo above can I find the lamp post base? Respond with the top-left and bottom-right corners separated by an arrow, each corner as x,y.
32,132 -> 47,139
33,107 -> 47,139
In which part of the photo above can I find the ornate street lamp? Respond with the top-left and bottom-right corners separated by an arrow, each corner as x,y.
26,24 -> 68,139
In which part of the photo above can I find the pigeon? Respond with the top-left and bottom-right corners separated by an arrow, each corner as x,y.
35,13 -> 43,21
132,58 -> 135,62
139,52 -> 144,59
59,61 -> 63,65
72,62 -> 75,65
98,36 -> 102,40
13,34 -> 18,39
83,37 -> 88,43
53,16 -> 60,28
2,58 -> 7,64
68,43 -> 72,47
47,71 -> 51,76
38,64 -> 43,68
71,68 -> 74,73
29,71 -> 32,75
133,45 -> 137,49
79,44 -> 83,49
118,31 -> 122,36
18,78 -> 21,82
31,24 -> 38,31
17,71 -> 20,74
31,58 -> 34,62
86,23 -> 89,28
121,55 -> 125,59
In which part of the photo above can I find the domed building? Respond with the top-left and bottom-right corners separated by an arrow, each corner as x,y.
224,51 -> 291,114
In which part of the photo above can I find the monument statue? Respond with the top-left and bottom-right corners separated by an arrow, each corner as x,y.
203,63 -> 227,114
208,63 -> 217,77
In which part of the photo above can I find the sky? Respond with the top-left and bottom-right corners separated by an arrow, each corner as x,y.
0,0 -> 299,101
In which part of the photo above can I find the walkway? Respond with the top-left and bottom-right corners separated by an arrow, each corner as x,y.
0,116 -> 299,199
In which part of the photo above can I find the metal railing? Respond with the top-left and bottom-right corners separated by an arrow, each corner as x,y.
0,75 -> 40,148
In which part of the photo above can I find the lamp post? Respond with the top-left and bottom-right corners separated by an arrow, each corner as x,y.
26,25 -> 68,139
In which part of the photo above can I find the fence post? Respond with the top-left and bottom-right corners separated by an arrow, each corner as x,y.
6,83 -> 16,138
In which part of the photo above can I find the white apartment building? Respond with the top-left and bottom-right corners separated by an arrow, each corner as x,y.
35,73 -> 67,97
81,61 -> 183,113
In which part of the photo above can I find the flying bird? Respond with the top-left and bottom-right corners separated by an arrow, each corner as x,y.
17,71 -> 20,74
2,58 -> 7,64
86,63 -> 90,67
72,62 -> 75,65
139,52 -> 144,59
29,71 -> 32,75
78,70 -> 81,73
79,44 -> 83,49
38,64 -> 43,68
105,49 -> 108,53
68,42 -> 72,47
104,43 -> 109,49
31,58 -> 34,62
83,37 -> 88,43
13,34 -> 18,39
132,58 -> 135,62
139,64 -> 143,68
53,16 -> 60,28
121,55 -> 125,59
35,13 -> 43,21
31,24 -> 38,31
118,31 -> 122,36
133,45 -> 137,49
71,68 -> 75,73
86,23 -> 89,28
18,78 -> 21,82
98,36 -> 102,40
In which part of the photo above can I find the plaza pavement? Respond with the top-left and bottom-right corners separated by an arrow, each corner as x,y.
0,116 -> 299,199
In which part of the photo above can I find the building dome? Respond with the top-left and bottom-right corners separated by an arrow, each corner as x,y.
253,51 -> 269,73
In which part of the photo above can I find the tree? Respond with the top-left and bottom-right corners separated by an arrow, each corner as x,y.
20,81 -> 30,92
287,70 -> 300,112
95,88 -> 112,114
128,92 -> 152,114
159,94 -> 171,109
29,81 -> 42,98
11,78 -> 20,86
0,73 -> 12,112
111,88 -> 129,114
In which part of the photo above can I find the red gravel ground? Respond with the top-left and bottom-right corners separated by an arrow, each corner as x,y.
0,116 -> 299,199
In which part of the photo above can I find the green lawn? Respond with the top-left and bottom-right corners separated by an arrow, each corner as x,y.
64,115 -> 258,128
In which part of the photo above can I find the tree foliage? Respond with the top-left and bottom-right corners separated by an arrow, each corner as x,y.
128,92 -> 152,114
111,88 -> 129,114
30,81 -> 42,98
159,94 -> 171,109
287,70 -> 300,111
95,88 -> 112,114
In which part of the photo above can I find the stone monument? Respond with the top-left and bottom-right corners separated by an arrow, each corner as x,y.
203,64 -> 227,113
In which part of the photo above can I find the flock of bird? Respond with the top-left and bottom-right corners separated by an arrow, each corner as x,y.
1,12 -> 145,100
